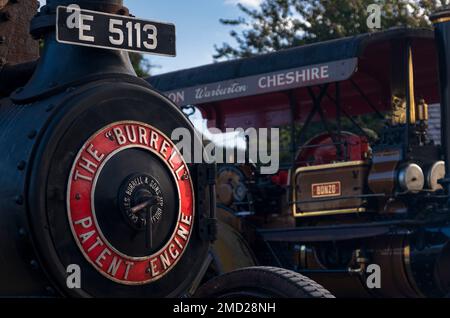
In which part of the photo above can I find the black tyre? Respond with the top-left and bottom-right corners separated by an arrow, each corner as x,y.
194,266 -> 335,298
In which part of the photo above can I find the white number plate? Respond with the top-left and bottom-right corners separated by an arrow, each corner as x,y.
56,5 -> 176,56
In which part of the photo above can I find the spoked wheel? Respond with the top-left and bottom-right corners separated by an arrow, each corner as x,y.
194,267 -> 335,298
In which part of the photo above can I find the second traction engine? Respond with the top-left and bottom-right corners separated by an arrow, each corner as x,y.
291,106 -> 450,297
293,132 -> 371,217
293,129 -> 445,218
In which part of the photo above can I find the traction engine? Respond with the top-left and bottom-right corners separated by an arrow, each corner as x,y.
214,11 -> 450,298
0,0 -> 333,298
291,127 -> 449,297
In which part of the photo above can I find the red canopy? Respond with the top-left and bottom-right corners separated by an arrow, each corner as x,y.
149,28 -> 439,130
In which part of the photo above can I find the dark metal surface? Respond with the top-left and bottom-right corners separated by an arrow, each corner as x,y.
257,221 -> 415,243
0,61 -> 38,97
28,80 -> 210,296
0,61 -> 213,298
0,0 -> 215,297
0,94 -> 62,297
97,154 -> 178,257
11,34 -> 135,103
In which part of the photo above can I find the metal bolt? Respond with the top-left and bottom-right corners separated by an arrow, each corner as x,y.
30,260 -> 39,270
15,195 -> 24,205
45,286 -> 56,295
75,193 -> 81,201
17,161 -> 26,171
45,104 -> 55,112
27,130 -> 37,139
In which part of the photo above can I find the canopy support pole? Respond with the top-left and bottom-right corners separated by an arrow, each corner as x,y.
288,91 -> 298,163
297,84 -> 329,148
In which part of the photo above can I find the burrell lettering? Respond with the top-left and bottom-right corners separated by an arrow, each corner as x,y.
73,169 -> 93,182
109,125 -> 188,175
95,248 -> 112,267
79,230 -> 95,244
169,243 -> 180,259
124,261 -> 134,280
107,256 -> 122,277
74,216 -> 93,229
177,224 -> 190,241
86,144 -> 105,162
87,236 -> 104,252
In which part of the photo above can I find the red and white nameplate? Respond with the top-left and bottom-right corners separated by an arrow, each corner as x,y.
67,121 -> 194,285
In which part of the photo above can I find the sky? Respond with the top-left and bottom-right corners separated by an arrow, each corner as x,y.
38,0 -> 263,75
37,1 -> 262,140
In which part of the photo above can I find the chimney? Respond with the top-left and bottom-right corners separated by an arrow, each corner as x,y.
11,0 -> 134,103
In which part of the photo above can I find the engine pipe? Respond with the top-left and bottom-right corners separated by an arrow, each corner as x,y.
11,0 -> 135,103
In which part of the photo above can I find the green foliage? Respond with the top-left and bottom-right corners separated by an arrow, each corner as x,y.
215,0 -> 450,165
215,0 -> 450,60
129,52 -> 153,77
215,1 -> 450,166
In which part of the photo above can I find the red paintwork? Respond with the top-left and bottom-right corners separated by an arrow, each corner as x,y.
296,132 -> 369,166
271,170 -> 289,185
198,38 -> 439,131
